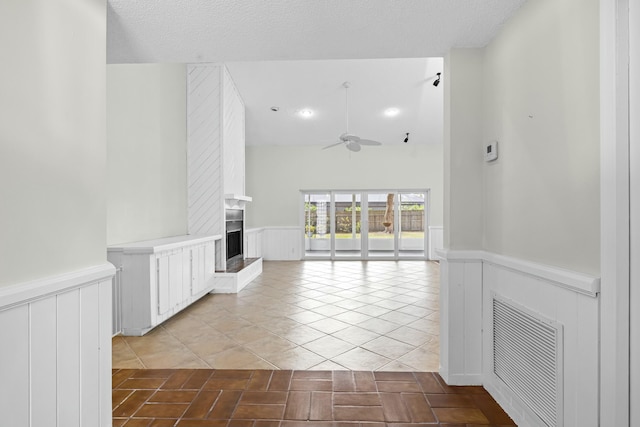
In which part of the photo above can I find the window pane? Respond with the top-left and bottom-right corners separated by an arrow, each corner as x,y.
304,193 -> 331,257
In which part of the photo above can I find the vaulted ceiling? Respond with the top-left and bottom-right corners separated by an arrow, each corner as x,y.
107,0 -> 525,147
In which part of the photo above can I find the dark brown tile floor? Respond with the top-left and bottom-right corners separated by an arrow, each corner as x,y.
112,369 -> 516,426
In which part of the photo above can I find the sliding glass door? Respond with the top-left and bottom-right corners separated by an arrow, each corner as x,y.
303,193 -> 331,258
334,193 -> 363,258
302,190 -> 429,260
366,193 -> 397,259
398,192 -> 426,258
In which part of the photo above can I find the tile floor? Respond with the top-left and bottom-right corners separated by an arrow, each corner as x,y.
113,261 -> 441,371
112,369 -> 517,426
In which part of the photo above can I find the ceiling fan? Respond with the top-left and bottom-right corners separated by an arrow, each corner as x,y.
323,82 -> 382,152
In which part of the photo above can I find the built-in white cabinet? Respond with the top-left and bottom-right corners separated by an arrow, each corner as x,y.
109,234 -> 221,336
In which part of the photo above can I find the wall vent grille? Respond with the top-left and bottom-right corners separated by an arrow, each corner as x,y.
493,295 -> 563,427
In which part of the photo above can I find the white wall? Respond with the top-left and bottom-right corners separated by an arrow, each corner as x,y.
107,64 -> 188,245
443,49 -> 484,250
481,0 -> 600,276
245,144 -> 444,228
0,1 -> 113,425
0,0 -> 107,288
440,0 -> 602,424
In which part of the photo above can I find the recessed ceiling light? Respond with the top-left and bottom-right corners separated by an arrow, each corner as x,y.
270,106 -> 279,112
299,109 -> 314,118
384,108 -> 400,117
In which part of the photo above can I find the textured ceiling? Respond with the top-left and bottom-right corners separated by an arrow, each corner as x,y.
107,0 -> 525,63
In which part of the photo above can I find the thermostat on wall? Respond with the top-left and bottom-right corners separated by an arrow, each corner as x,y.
485,141 -> 498,162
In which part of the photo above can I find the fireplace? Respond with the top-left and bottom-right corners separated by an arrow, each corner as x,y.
225,209 -> 243,264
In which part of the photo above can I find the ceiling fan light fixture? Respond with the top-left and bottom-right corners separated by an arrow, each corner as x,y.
384,108 -> 400,117
321,81 -> 383,152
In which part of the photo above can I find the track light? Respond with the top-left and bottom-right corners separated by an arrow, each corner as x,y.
404,133 -> 409,143
433,72 -> 441,87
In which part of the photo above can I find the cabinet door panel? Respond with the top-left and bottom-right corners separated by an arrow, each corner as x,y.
190,247 -> 201,295
182,249 -> 191,302
204,243 -> 215,280
157,256 -> 170,315
168,252 -> 183,309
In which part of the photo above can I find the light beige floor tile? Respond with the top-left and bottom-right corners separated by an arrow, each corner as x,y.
203,346 -> 275,369
307,317 -> 351,334
204,316 -> 254,334
377,360 -> 418,372
182,333 -> 239,358
112,337 -> 144,368
332,310 -> 374,325
138,348 -> 209,369
244,335 -> 298,358
356,317 -> 402,335
266,347 -> 327,370
407,317 -> 439,335
331,325 -> 381,346
333,299 -> 368,310
112,260 -> 441,371
396,346 -> 440,371
309,359 -> 349,370
226,325 -> 279,345
310,304 -> 349,317
123,329 -> 185,356
353,305 -> 391,317
384,325 -> 435,346
372,299 -> 408,310
360,336 -> 416,359
377,310 -> 420,325
287,310 -> 327,324
294,298 -> 326,309
395,305 -> 435,318
277,324 -> 328,345
302,335 -> 357,359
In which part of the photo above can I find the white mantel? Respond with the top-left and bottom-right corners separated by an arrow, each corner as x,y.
224,194 -> 252,210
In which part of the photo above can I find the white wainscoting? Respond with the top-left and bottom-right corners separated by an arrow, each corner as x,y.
262,226 -> 302,260
437,251 -> 484,385
437,250 -> 600,427
245,227 -> 264,259
0,263 -> 115,427
428,226 -> 443,260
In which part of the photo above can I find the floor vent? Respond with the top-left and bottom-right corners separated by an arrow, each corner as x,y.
492,294 -> 563,427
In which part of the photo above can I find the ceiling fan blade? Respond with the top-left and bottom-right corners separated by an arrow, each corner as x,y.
346,141 -> 361,152
322,141 -> 344,150
357,139 -> 382,146
339,132 -> 356,142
